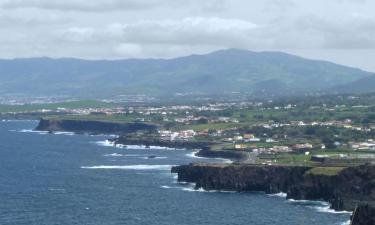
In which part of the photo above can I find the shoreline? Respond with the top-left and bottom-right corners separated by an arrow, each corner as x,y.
32,118 -> 375,224
171,163 -> 375,224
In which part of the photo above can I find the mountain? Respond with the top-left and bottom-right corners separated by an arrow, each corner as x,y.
0,49 -> 372,98
331,75 -> 375,94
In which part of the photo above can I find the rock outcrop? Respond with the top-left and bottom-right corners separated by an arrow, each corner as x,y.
351,204 -> 375,225
196,149 -> 249,161
114,136 -> 213,150
172,164 -> 375,212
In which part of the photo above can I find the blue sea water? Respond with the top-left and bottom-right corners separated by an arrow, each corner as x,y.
0,121 -> 351,225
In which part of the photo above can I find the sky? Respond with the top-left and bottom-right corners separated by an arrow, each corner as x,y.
1,0 -> 375,71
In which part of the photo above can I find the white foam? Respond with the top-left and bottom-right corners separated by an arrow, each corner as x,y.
48,188 -> 66,192
141,156 -> 168,160
123,145 -> 184,150
268,192 -> 287,198
81,165 -> 174,170
2,119 -> 35,122
186,151 -> 204,159
96,140 -> 115,147
104,153 -> 124,157
340,220 -> 351,225
311,205 -> 352,214
186,151 -> 233,163
288,199 -> 314,203
161,185 -> 172,189
53,131 -> 75,135
18,129 -> 49,134
288,199 -> 352,214
182,187 -> 206,192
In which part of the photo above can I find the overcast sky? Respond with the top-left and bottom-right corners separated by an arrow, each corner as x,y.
1,0 -> 375,71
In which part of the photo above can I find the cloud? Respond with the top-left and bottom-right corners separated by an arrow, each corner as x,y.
293,14 -> 375,49
45,13 -> 375,59
336,0 -> 367,3
52,17 -> 262,58
58,17 -> 259,46
0,0 -> 226,12
0,0 -> 159,11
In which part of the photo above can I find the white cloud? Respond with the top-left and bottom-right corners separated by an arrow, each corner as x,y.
0,0 -> 375,70
0,0 -> 156,11
56,17 -> 259,48
0,0 -> 226,12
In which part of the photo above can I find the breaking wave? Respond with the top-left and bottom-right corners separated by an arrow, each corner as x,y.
268,192 -> 287,198
18,129 -> 48,134
81,165 -> 174,170
104,153 -> 124,157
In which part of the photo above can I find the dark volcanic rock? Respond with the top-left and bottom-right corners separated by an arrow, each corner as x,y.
172,164 -> 310,193
196,149 -> 249,161
172,164 -> 375,212
114,136 -> 213,150
36,118 -> 157,135
351,204 -> 375,225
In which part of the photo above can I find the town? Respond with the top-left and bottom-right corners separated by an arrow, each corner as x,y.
2,92 -> 375,166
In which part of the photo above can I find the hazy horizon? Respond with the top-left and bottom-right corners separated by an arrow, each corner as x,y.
1,0 -> 375,71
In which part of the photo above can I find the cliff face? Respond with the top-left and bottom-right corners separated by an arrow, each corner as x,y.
172,164 -> 375,212
172,164 -> 310,193
36,119 -> 157,135
351,204 -> 375,225
196,149 -> 249,161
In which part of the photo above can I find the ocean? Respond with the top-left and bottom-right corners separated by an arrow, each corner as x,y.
0,120 -> 350,225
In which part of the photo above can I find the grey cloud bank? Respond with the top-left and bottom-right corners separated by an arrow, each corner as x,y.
0,0 -> 375,71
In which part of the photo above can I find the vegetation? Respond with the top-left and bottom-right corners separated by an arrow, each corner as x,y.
305,167 -> 345,176
0,100 -> 117,113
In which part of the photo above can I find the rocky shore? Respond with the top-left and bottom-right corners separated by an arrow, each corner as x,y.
113,136 -> 213,150
172,163 -> 375,223
35,118 -> 157,135
196,149 -> 250,162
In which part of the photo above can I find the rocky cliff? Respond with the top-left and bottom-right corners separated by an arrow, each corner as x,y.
351,204 -> 375,225
114,136 -> 213,150
172,164 -> 375,212
196,149 -> 250,161
36,118 -> 157,135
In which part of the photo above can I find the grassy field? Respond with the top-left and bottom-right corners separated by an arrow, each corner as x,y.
305,167 -> 345,176
0,100 -> 118,113
44,114 -> 136,122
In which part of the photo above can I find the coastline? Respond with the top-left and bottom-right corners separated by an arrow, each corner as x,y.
171,163 -> 375,224
33,118 -> 374,224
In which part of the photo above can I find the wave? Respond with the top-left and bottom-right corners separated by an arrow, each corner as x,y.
94,141 -> 185,151
288,199 -> 352,214
181,186 -> 236,193
81,165 -> 174,170
340,220 -> 350,225
186,151 -> 204,159
104,153 -> 124,157
48,188 -> 66,192
53,131 -> 75,135
96,140 -> 115,147
186,151 -> 233,163
2,119 -> 36,122
87,134 -> 119,138
123,145 -> 184,151
161,185 -> 173,189
310,205 -> 352,214
141,156 -> 168,160
18,129 -> 49,134
268,192 -> 287,198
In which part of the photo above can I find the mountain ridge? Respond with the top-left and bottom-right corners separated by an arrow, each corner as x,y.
0,49 -> 372,98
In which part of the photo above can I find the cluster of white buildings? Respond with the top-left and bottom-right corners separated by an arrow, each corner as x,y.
351,140 -> 375,150
158,130 -> 196,141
